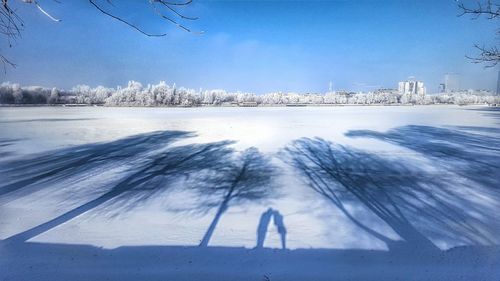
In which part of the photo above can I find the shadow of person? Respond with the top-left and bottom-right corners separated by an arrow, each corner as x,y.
191,148 -> 280,247
273,210 -> 287,250
255,208 -> 274,249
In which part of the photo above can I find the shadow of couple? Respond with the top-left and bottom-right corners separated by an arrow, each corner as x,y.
256,207 -> 287,250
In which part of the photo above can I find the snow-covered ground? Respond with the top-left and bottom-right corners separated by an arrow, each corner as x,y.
0,105 -> 499,280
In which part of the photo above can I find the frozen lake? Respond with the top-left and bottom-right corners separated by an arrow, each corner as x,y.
1,105 -> 499,280
0,105 -> 498,155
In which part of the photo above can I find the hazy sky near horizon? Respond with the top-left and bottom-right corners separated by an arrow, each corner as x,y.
1,0 -> 498,93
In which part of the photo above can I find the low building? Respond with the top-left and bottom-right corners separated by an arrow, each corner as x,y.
238,101 -> 258,107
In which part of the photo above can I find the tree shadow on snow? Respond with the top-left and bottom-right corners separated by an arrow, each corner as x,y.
281,128 -> 500,252
0,131 -> 193,199
2,132 -> 280,246
346,125 -> 500,190
467,107 -> 500,124
185,147 -> 280,247
0,138 -> 21,158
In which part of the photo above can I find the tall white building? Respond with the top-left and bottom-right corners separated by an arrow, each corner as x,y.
496,70 -> 500,95
444,73 -> 460,93
398,79 -> 426,96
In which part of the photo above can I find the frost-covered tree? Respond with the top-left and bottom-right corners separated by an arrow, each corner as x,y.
12,83 -> 22,103
1,81 -> 499,106
48,87 -> 59,104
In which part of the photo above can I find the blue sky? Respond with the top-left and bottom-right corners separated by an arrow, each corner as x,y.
1,0 -> 498,93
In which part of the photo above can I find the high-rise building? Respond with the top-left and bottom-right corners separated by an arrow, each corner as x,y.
444,73 -> 460,93
497,69 -> 500,95
398,79 -> 426,96
438,83 -> 446,93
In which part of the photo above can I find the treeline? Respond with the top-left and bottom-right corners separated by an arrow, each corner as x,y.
1,81 -> 498,106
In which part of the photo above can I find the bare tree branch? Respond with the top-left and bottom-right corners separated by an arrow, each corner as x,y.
88,0 -> 167,37
1,0 -> 23,71
89,0 -> 202,36
466,44 -> 500,67
456,0 -> 500,19
0,54 -> 15,73
457,0 -> 500,67
150,2 -> 203,35
154,0 -> 194,7
34,1 -> 61,22
0,0 -> 201,71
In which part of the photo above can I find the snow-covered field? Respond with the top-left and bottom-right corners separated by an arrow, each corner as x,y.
0,105 -> 499,280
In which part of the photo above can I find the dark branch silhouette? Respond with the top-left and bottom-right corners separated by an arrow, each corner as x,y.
88,0 -> 166,37
457,0 -> 500,67
457,0 -> 500,19
0,0 -> 22,71
465,44 -> 500,67
0,0 -> 201,69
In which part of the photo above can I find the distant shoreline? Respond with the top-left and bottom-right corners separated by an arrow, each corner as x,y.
0,103 -> 496,108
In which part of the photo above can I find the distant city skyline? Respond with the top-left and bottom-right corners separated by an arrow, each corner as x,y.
1,0 -> 498,94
